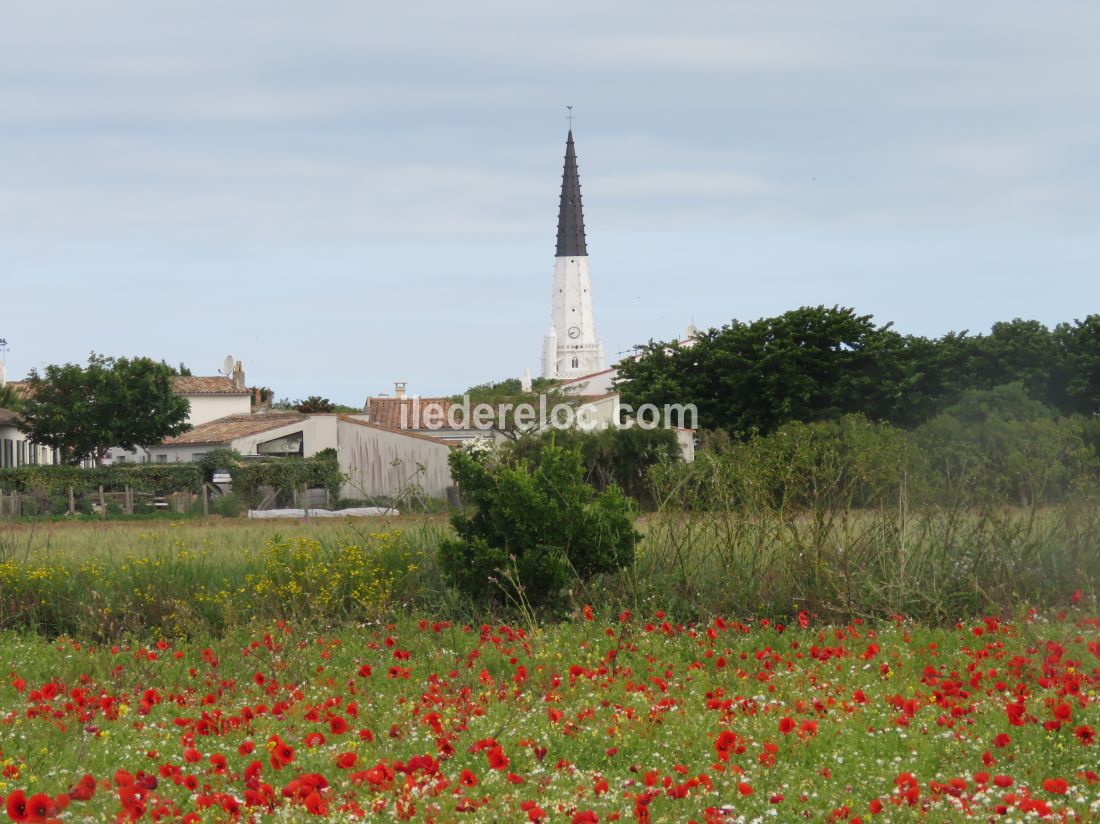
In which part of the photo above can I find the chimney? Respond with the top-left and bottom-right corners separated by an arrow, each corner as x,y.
394,381 -> 407,400
233,360 -> 246,391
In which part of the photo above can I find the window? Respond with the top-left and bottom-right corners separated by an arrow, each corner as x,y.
571,357 -> 579,369
155,454 -> 168,464
192,452 -> 207,462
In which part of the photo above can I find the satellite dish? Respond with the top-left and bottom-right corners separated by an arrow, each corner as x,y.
221,355 -> 234,376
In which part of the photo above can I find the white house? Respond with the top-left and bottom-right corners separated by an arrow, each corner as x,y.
152,411 -> 456,501
171,371 -> 252,427
107,363 -> 254,464
0,408 -> 58,468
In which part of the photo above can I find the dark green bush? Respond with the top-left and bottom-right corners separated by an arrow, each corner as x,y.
439,443 -> 639,610
506,426 -> 680,509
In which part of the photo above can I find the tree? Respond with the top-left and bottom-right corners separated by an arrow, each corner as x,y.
18,354 -> 191,464
295,395 -> 336,413
1054,315 -> 1100,416
455,376 -> 571,440
0,383 -> 21,412
616,306 -> 913,435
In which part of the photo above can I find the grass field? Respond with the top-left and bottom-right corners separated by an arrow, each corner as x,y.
1,516 -> 1097,821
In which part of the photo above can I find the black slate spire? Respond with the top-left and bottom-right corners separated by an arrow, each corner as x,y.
555,130 -> 588,257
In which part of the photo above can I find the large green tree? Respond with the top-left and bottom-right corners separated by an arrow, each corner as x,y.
616,306 -> 914,434
1054,315 -> 1100,416
18,354 -> 191,464
615,309 -> 1100,435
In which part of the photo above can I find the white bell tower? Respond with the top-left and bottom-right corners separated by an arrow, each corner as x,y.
541,128 -> 604,380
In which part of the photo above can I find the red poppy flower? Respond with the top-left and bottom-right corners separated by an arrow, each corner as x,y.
6,790 -> 28,823
1042,778 -> 1069,795
1076,725 -> 1096,745
485,746 -> 509,770
303,791 -> 328,815
69,775 -> 96,802
25,793 -> 53,822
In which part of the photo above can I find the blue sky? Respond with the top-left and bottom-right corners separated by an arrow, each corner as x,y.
2,1 -> 1097,405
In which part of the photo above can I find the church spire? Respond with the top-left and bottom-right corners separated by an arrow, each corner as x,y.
555,130 -> 588,257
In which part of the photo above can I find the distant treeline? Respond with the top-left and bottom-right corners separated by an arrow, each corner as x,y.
615,307 -> 1100,434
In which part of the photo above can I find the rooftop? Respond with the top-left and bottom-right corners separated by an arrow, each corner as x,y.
172,376 -> 250,396
161,412 -> 305,446
365,397 -> 470,430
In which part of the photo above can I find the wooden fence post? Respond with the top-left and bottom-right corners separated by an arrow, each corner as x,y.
68,486 -> 75,516
98,485 -> 106,518
203,484 -> 209,518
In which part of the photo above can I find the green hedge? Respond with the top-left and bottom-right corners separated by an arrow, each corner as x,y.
0,456 -> 343,506
229,457 -> 343,506
0,463 -> 203,496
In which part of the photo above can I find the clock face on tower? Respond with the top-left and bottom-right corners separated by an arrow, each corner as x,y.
567,326 -> 581,339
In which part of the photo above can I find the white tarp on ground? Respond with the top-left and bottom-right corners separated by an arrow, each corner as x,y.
247,507 -> 396,519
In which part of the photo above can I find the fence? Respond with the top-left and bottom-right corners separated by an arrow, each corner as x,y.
0,485 -> 209,518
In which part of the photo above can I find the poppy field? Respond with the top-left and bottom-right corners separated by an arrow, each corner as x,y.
2,607 -> 1099,822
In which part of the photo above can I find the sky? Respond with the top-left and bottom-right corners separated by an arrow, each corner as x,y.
1,1 -> 1098,405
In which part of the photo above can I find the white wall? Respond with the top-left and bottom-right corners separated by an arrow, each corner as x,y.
184,394 -> 252,427
337,417 -> 455,500
146,415 -> 338,465
0,424 -> 57,467
560,368 -> 617,396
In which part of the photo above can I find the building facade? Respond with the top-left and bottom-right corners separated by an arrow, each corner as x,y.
0,408 -> 58,468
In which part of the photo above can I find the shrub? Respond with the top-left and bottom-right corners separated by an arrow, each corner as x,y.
211,492 -> 244,517
439,442 -> 639,610
506,426 -> 681,509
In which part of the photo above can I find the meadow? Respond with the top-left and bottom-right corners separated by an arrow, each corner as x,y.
1,605 -> 1098,822
1,515 -> 1098,821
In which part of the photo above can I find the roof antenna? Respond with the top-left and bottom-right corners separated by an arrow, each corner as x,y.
566,105 -> 574,130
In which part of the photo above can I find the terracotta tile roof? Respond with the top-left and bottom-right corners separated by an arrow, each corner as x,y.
172,376 -> 250,396
0,407 -> 22,426
161,412 -> 305,446
366,397 -> 470,430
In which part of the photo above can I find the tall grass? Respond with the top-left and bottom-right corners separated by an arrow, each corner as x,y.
2,492 -> 1096,641
0,517 -> 449,640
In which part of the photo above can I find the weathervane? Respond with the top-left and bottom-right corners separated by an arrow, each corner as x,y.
566,105 -> 574,129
